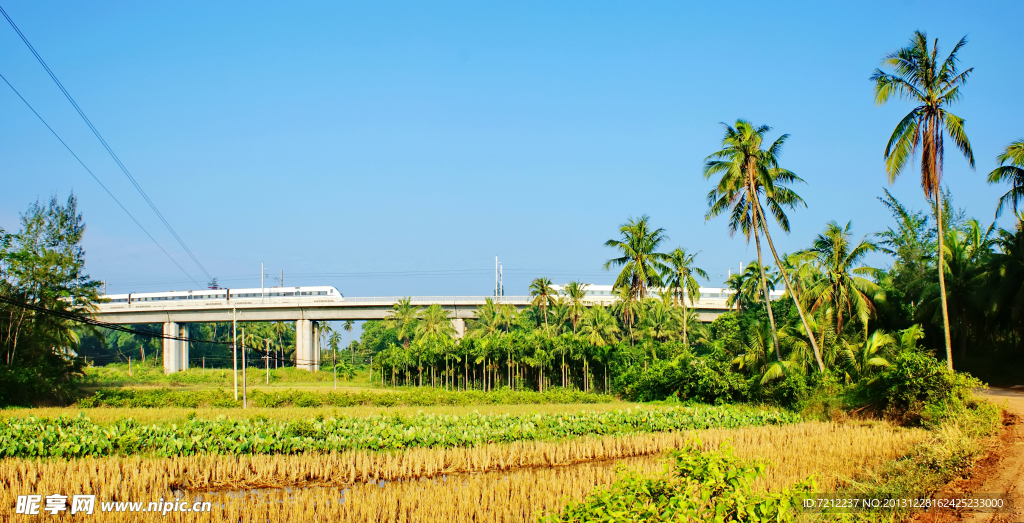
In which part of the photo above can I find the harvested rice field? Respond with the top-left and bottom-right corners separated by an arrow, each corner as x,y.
0,420 -> 927,522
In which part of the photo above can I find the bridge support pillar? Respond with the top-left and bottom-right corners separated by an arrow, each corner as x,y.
451,318 -> 466,338
312,322 -> 321,371
179,324 -> 189,371
296,319 -> 315,371
162,322 -> 181,374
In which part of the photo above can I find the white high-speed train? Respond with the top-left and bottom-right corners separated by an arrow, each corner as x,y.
104,286 -> 343,304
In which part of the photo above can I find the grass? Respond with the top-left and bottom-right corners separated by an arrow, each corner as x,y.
83,362 -> 377,389
0,420 -> 927,522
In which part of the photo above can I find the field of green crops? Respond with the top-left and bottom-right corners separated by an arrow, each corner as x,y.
0,405 -> 800,458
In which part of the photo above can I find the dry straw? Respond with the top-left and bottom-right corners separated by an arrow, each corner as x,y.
0,421 -> 926,522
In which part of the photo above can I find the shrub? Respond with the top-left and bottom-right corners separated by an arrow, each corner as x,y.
616,351 -> 747,404
542,439 -> 814,523
860,351 -> 983,422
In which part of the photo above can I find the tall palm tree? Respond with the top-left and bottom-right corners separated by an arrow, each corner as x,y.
415,304 -> 456,387
726,261 -> 776,313
385,297 -> 419,349
872,31 -> 975,370
664,247 -> 708,346
529,277 -> 557,330
328,331 -> 342,388
704,120 -> 823,370
562,281 -> 589,334
918,219 -> 992,357
612,285 -> 644,344
604,215 -> 669,300
799,221 -> 882,335
580,305 -> 620,348
988,140 -> 1024,217
342,320 -> 355,364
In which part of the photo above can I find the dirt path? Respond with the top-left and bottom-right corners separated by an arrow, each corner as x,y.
912,388 -> 1024,523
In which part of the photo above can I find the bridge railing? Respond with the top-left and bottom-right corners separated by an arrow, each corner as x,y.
340,296 -> 534,305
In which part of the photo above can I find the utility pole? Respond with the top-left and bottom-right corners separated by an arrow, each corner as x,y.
242,327 -> 248,409
232,308 -> 238,400
261,262 -> 265,300
499,262 -> 504,297
333,343 -> 337,390
265,339 -> 270,384
495,256 -> 498,296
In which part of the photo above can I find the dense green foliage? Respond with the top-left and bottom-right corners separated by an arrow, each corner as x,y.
0,405 -> 800,458
77,387 -> 612,409
542,440 -> 813,523
0,195 -> 100,405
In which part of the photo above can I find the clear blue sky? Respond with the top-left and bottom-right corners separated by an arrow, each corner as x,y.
2,0 -> 1022,297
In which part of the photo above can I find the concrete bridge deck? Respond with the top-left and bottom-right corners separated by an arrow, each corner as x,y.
93,291 -> 739,374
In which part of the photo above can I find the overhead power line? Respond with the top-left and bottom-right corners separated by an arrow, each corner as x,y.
0,5 -> 213,282
0,72 -> 202,288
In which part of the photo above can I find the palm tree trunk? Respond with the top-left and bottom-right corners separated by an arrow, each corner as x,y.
753,225 -> 782,361
754,204 -> 826,372
682,297 -> 689,346
935,193 -> 954,370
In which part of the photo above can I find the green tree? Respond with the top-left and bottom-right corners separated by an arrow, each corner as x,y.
703,120 -> 823,370
0,194 -> 100,404
385,297 -> 419,349
342,320 -> 355,364
604,215 -> 669,301
872,30 -> 975,370
799,221 -> 882,335
988,140 -> 1024,217
664,247 -> 708,346
561,281 -> 589,334
529,277 -> 557,331
918,219 -> 992,357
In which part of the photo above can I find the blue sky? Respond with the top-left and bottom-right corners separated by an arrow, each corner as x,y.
2,0 -> 1022,298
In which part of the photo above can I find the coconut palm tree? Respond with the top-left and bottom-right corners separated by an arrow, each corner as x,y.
604,215 -> 669,301
872,30 -> 975,370
581,305 -> 620,348
917,219 -> 992,357
328,331 -> 342,388
726,261 -> 776,313
703,120 -> 823,370
839,330 -> 895,382
664,247 -> 708,346
342,320 -> 355,364
988,140 -> 1024,217
385,297 -> 419,349
529,277 -> 558,330
732,320 -> 799,384
562,281 -> 589,334
800,221 -> 882,335
612,285 -> 644,344
415,304 -> 456,387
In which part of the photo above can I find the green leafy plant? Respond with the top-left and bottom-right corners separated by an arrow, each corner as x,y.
542,439 -> 814,523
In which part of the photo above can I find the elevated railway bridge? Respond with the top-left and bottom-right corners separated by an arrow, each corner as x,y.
94,285 -> 773,374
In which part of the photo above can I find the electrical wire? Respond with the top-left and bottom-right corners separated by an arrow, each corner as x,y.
0,5 -> 213,282
0,71 -> 202,288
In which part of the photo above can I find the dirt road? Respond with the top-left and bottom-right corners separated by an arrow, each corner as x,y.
912,388 -> 1024,523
